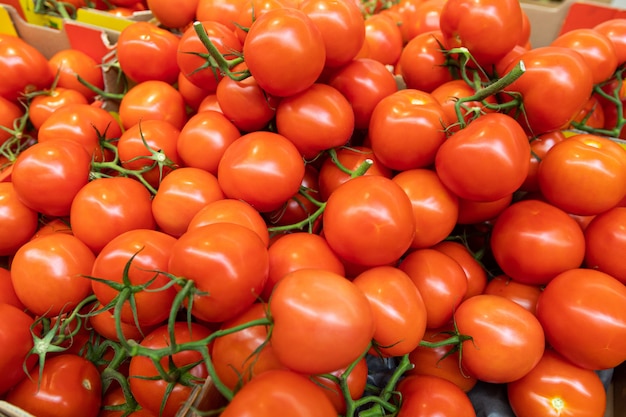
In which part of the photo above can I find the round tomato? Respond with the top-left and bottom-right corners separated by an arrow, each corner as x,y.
594,18 -> 626,65
146,0 -> 198,29
398,30 -> 454,93
0,182 -> 39,256
0,95 -> 23,147
310,357 -> 368,415
362,13 -> 403,66
48,49 -> 104,101
196,0 -> 248,32
0,303 -> 37,395
0,267 -> 24,308
432,240 -> 487,299
584,206 -> 626,284
118,80 -> 187,130
456,193 -> 513,224
28,87 -> 89,130
396,374 -> 476,417
520,130 -> 566,192
483,274 -> 542,315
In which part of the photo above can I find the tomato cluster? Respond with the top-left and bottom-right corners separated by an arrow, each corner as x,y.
1,0 -> 626,416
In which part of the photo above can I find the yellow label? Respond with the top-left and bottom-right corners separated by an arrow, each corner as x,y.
76,8 -> 135,32
19,0 -> 63,29
0,7 -> 18,36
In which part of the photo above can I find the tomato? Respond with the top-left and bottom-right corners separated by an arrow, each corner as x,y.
11,139 -> 91,217
502,46 -> 594,135
220,370 -> 337,417
323,175 -> 415,267
432,240 -> 487,299
28,87 -> 89,130
310,357 -> 368,415
168,222 -> 269,322
594,18 -> 626,65
435,113 -> 530,202
188,199 -> 269,247
551,28 -> 618,85
116,21 -> 180,84
439,0 -> 523,67
398,30 -> 454,93
263,232 -> 345,299
243,8 -> 326,97
362,13 -> 404,66
89,305 -> 151,343
217,131 -> 305,213
399,248 -> 468,329
31,218 -> 73,239
456,194 -> 513,224
177,71 -> 211,112
6,354 -> 102,417
571,94 -> 605,130
233,0 -> 290,43
483,274 -> 542,315
536,268 -> 626,370
0,182 -> 39,256
369,89 -> 450,171
176,110 -> 241,175
151,167 -> 224,237
393,168 -> 459,249
538,134 -> 626,216
37,103 -> 123,162
405,0 -> 446,39
146,0 -> 198,28
584,207 -> 626,284
211,302 -> 286,390
48,49 -> 104,101
326,57 -> 398,130
0,267 -> 24,308
119,80 -> 187,130
0,303 -> 37,395
269,268 -> 374,374
396,375 -> 477,417
117,119 -> 181,189
70,177 -> 155,253
299,0 -> 365,68
454,294 -> 545,383
196,0 -> 248,32
508,349 -> 607,417
0,95 -> 23,147
99,386 -> 159,417
520,130 -> 566,192
490,199 -> 585,286
0,35 -> 54,102
177,20 -> 243,93
128,322 -> 211,417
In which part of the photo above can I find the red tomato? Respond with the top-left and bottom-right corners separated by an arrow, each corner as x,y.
168,222 -> 269,322
11,139 -> 91,217
196,0 -> 248,31
570,94 -> 605,130
220,370 -> 337,417
432,240 -> 487,299
520,130 -> 566,192
151,167 -> 224,237
323,175 -> 415,267
119,80 -> 187,130
0,267 -> 24,308
0,95 -> 23,147
0,182 -> 39,256
403,0 -> 446,40
456,193 -> 513,225
396,374 -> 476,417
454,294 -> 545,383
490,199 -> 585,286
116,21 -> 180,84
232,0 -> 290,43
177,71 -> 211,112
6,354 -> 102,417
435,113 -> 530,202
398,30 -> 454,93
0,303 -> 37,395
28,87 -> 89,130
594,18 -> 626,65
538,134 -> 626,216
439,0 -> 523,67
363,13 -> 404,66
310,357 -> 368,415
399,248 -> 468,329
243,8 -> 326,97
217,131 -> 305,213
508,349 -> 607,417
584,206 -> 626,284
146,0 -> 198,28
10,233 -> 95,316
70,177 -> 156,253
536,268 -> 626,370
369,89 -> 450,171
269,268 -> 375,374
48,49 -> 104,101
483,274 -> 542,315
89,305 -> 151,343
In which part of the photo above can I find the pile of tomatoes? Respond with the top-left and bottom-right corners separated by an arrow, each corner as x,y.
2,0 -> 626,416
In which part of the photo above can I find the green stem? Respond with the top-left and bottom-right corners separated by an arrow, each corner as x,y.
193,22 -> 248,81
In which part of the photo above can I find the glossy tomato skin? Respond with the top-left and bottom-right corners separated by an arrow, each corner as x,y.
0,303 -> 37,395
269,268 -> 375,375
119,80 -> 187,130
0,182 -> 39,256
362,13 -> 404,66
323,175 -> 415,267
584,207 -> 626,284
483,274 -> 542,315
146,0 -> 197,28
520,130 -> 566,192
454,294 -> 545,383
490,199 -> 585,286
536,268 -> 626,370
396,374 -> 476,417
432,240 -> 487,300
220,369 -> 337,417
0,267 -> 24,308
311,357 -> 368,415
48,49 -> 104,101
6,354 -> 101,417
28,87 -> 89,130
508,349 -> 606,417
594,18 -> 626,65
0,95 -> 23,146
243,8 -> 326,97
398,30 -> 454,93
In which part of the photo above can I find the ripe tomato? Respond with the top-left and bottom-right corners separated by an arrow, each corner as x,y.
536,268 -> 626,370
584,207 -> 626,284
490,199 -> 585,285
146,0 -> 198,29
0,303 -> 37,395
439,0 -> 523,67
233,0 -> 290,43
483,274 -> 542,315
119,80 -> 187,130
0,182 -> 39,256
70,177 -> 156,253
594,18 -> 626,65
0,95 -> 23,146
396,374 -> 476,417
363,13 -> 404,66
310,357 -> 368,415
220,370 -> 337,417
369,89 -> 450,171
243,8 -> 326,97
454,294 -> 545,383
435,113 -> 530,202
269,268 -> 375,375
11,139 -> 91,216
168,222 -> 269,323
116,21 -> 180,84
432,240 -> 487,299
398,30 -> 454,93
48,49 -> 104,101
402,0 -> 446,40
89,305 -> 152,343
151,167 -> 224,237
211,302 -> 287,390
323,175 -> 415,267
0,267 -> 24,308
456,193 -> 513,224
196,0 -> 248,32
353,265 -> 427,357
508,349 -> 607,417
128,322 -> 211,417
6,354 -> 102,417
538,134 -> 626,216
177,71 -> 211,111
276,83 -> 355,159
520,130 -> 566,192
217,131 -> 305,213
28,87 -> 89,130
